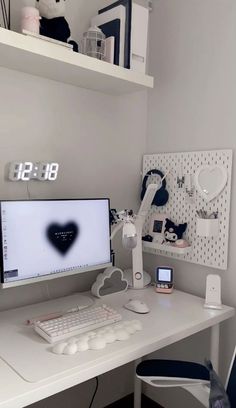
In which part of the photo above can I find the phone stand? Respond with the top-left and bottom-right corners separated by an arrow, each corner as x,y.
204,274 -> 222,310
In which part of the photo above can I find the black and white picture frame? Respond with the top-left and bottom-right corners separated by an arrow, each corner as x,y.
149,213 -> 169,244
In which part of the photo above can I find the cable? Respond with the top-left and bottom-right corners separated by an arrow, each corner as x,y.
45,283 -> 50,300
89,377 -> 99,408
8,0 -> 10,29
111,249 -> 115,266
0,0 -> 7,28
2,0 -> 7,28
26,182 -> 31,199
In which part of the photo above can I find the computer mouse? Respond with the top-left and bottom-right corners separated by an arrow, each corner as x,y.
124,300 -> 150,314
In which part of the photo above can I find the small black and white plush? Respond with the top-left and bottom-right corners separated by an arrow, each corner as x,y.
35,0 -> 78,52
164,219 -> 187,243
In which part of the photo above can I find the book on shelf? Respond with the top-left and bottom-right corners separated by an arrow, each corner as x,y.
92,6 -> 126,67
99,0 -> 132,69
104,36 -> 115,64
99,21 -> 120,65
98,0 -> 149,74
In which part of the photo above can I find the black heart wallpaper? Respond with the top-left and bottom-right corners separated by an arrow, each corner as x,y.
46,222 -> 79,255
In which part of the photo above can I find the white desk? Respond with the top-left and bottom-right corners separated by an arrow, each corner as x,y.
0,288 -> 234,408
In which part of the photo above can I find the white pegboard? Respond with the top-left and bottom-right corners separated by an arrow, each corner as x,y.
142,149 -> 233,270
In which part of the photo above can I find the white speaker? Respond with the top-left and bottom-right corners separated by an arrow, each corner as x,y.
204,274 -> 222,310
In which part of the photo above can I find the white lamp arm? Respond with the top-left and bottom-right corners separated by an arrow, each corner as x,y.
110,183 -> 159,289
137,183 -> 158,218
110,222 -> 124,240
131,183 -> 158,289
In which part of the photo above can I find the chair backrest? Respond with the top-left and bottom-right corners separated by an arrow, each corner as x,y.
226,346 -> 236,405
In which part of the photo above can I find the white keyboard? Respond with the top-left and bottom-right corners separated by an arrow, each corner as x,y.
52,320 -> 143,355
34,304 -> 122,344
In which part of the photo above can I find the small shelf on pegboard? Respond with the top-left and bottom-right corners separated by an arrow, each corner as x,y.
143,241 -> 192,256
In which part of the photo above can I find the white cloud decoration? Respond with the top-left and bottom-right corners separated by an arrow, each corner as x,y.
91,267 -> 128,298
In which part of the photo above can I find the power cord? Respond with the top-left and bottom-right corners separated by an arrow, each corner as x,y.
89,377 -> 99,408
26,181 -> 31,199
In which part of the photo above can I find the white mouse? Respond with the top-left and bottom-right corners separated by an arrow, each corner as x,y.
124,300 -> 150,314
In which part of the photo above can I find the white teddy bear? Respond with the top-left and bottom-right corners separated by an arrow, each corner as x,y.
35,0 -> 78,51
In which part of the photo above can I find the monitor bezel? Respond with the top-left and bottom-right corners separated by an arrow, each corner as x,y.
0,198 -> 112,288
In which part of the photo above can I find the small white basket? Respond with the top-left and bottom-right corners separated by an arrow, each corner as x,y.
196,218 -> 219,237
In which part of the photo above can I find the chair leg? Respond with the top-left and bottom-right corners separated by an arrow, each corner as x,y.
210,324 -> 220,373
134,358 -> 142,408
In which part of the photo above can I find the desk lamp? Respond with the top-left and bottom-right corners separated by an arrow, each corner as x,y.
111,183 -> 157,289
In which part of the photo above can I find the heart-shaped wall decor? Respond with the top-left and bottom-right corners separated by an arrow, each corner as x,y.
195,165 -> 228,202
46,222 -> 79,255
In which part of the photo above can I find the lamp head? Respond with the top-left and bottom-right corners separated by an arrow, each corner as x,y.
122,222 -> 137,249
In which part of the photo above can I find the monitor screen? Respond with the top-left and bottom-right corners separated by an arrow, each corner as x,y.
0,199 -> 111,288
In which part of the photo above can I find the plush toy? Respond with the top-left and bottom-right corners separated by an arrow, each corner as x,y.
35,0 -> 78,52
164,219 -> 187,243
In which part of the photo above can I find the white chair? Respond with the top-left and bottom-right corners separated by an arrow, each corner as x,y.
136,347 -> 236,407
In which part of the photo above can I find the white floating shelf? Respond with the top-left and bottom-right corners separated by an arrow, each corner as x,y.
0,28 -> 154,95
143,241 -> 192,255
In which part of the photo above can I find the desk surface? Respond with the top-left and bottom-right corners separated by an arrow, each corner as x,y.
0,288 -> 234,408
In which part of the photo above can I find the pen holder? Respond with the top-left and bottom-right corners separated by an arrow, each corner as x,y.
196,218 -> 219,237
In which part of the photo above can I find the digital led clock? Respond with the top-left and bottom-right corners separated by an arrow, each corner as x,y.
9,162 -> 59,181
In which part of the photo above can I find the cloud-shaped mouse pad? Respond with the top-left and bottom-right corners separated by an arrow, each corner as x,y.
91,267 -> 128,298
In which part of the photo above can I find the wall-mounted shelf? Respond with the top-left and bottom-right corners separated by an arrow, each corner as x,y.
143,241 -> 192,256
0,28 -> 154,95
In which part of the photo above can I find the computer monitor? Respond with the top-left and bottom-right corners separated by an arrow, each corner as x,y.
0,199 -> 112,288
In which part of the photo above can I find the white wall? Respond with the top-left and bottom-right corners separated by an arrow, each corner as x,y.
0,70 -> 147,406
145,1 -> 236,407
0,66 -> 147,308
0,67 -> 147,407
0,3 -> 148,407
3,1 -> 236,407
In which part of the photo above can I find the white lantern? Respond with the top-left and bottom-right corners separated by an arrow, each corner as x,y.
83,26 -> 106,60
